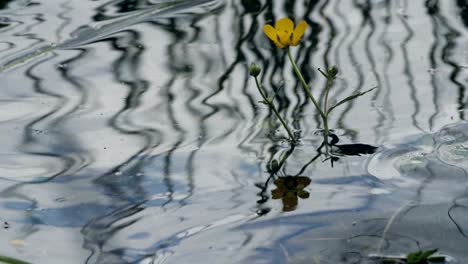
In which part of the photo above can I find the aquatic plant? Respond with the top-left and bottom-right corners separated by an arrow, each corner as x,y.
250,18 -> 376,143
251,18 -> 379,213
406,249 -> 445,263
374,249 -> 446,263
0,255 -> 31,264
250,63 -> 298,143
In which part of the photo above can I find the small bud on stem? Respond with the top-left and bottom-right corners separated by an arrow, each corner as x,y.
328,66 -> 338,78
249,63 -> 261,77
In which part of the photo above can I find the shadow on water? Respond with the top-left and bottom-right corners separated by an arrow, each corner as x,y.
0,0 -> 468,263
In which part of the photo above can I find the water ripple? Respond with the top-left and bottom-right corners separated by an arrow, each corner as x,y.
1,0 -> 468,263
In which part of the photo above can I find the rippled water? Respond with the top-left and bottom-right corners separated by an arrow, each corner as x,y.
0,0 -> 468,263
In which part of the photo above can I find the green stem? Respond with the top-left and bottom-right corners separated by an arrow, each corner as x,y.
322,79 -> 332,140
323,79 -> 332,114
287,48 -> 325,119
323,112 -> 329,139
287,48 -> 329,138
254,76 -> 297,143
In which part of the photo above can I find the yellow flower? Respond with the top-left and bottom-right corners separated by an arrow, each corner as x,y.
263,18 -> 307,49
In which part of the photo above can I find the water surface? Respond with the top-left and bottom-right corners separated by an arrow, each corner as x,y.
0,0 -> 467,263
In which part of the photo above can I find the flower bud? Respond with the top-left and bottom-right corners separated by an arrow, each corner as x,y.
249,63 -> 261,77
328,66 -> 338,78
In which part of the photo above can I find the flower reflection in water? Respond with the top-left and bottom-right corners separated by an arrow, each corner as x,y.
271,176 -> 311,212
255,134 -> 377,214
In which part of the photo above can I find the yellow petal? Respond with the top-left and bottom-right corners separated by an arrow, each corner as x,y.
277,31 -> 291,47
275,18 -> 294,33
263,24 -> 285,48
292,20 -> 307,46
275,41 -> 286,49
263,24 -> 277,42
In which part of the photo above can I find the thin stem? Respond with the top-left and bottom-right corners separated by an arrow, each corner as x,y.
287,48 -> 329,138
324,79 -> 332,114
322,115 -> 329,140
322,79 -> 333,139
287,48 -> 325,119
254,76 -> 297,143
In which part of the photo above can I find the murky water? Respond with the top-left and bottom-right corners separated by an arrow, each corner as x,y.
0,0 -> 467,263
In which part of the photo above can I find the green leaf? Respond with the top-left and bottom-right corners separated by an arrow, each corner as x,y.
420,249 -> 438,259
327,86 -> 377,114
427,256 -> 446,262
406,249 -> 440,264
406,251 -> 422,263
317,68 -> 329,79
0,255 -> 31,264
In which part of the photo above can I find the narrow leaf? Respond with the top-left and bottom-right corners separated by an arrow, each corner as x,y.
427,256 -> 446,262
327,86 -> 377,114
317,68 -> 329,79
0,255 -> 31,264
420,249 -> 438,259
